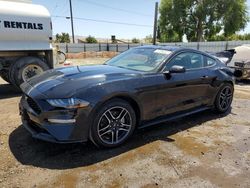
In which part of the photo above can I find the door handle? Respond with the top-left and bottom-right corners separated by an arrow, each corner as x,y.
200,76 -> 209,79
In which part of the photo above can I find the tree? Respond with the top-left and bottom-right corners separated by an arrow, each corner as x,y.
85,35 -> 98,43
55,33 -> 70,43
159,0 -> 249,42
144,35 -> 153,43
132,38 -> 140,43
208,33 -> 250,41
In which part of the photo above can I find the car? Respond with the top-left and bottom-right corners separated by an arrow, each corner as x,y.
215,45 -> 250,80
19,45 -> 240,148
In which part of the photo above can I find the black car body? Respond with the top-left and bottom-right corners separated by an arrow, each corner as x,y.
19,46 -> 237,147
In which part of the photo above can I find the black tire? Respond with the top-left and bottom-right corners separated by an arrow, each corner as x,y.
8,62 -> 20,90
90,99 -> 136,148
214,83 -> 234,113
9,57 -> 49,89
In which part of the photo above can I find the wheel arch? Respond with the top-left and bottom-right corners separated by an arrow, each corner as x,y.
224,80 -> 234,86
93,93 -> 142,127
111,95 -> 141,126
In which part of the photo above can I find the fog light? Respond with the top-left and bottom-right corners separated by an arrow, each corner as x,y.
48,119 -> 76,124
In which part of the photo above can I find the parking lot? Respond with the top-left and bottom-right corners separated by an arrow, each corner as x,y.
0,58 -> 250,188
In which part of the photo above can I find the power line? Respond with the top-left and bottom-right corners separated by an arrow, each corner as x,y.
78,0 -> 153,17
52,15 -> 153,28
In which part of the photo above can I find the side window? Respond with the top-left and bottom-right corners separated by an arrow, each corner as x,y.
205,57 -> 217,67
165,52 -> 204,70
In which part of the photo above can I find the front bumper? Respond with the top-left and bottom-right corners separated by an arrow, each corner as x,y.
19,95 -> 90,143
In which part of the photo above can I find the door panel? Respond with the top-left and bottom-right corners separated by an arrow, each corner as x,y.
137,52 -> 215,122
155,69 -> 209,117
154,52 -> 211,118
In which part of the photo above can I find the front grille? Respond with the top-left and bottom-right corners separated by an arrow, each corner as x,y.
27,97 -> 41,114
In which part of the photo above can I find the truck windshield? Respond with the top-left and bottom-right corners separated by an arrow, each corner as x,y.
105,48 -> 172,72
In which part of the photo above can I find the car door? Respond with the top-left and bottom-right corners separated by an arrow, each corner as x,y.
153,51 -> 211,118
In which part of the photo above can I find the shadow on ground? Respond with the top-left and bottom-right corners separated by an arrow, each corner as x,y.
9,110 -> 230,170
0,83 -> 21,99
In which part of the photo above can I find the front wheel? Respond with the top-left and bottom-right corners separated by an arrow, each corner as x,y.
214,83 -> 234,113
90,99 -> 136,148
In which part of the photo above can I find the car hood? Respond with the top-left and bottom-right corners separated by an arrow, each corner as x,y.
22,65 -> 141,98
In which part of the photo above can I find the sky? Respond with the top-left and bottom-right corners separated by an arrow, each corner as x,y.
32,0 -> 250,40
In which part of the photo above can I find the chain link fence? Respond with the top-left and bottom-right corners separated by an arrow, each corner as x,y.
56,40 -> 250,53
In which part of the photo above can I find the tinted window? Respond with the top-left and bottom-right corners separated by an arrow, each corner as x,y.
165,52 -> 204,70
205,57 -> 217,67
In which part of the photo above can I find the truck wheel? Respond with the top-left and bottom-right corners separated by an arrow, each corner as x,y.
9,57 -> 50,89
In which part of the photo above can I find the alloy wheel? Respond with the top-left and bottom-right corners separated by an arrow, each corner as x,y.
97,106 -> 132,145
219,86 -> 233,111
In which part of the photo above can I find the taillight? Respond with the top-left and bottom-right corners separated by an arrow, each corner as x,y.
50,21 -> 53,30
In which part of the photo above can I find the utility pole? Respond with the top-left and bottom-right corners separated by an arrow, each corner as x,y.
153,2 -> 158,45
69,0 -> 75,43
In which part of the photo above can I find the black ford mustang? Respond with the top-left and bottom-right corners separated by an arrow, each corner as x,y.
19,46 -> 239,147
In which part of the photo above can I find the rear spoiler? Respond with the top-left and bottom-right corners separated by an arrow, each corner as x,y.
212,49 -> 236,65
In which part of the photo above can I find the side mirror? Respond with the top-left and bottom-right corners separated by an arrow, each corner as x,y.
169,65 -> 186,73
163,65 -> 186,80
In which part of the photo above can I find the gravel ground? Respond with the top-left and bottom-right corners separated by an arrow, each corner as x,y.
0,58 -> 250,188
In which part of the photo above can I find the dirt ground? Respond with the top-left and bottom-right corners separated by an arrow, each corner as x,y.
0,59 -> 250,188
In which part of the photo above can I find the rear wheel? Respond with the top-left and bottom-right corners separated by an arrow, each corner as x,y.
214,83 -> 234,113
9,57 -> 49,89
90,99 -> 136,148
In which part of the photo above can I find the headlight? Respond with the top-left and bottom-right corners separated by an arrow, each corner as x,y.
47,98 -> 89,109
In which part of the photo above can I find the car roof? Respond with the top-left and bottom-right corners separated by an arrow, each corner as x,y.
134,45 -> 181,51
135,45 -> 216,57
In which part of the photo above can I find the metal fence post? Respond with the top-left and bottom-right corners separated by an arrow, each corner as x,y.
107,43 -> 109,51
128,43 -> 130,50
197,42 -> 200,50
66,43 -> 69,53
116,44 -> 118,52
99,43 -> 101,52
84,43 -> 86,52
225,41 -> 229,50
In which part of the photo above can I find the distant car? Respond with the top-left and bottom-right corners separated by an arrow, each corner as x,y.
215,45 -> 250,79
19,46 -> 239,148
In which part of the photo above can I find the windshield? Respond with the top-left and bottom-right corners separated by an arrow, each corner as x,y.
105,48 -> 172,72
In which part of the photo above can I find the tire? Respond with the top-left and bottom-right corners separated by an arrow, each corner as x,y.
214,83 -> 234,113
90,99 -> 136,148
9,57 -> 50,89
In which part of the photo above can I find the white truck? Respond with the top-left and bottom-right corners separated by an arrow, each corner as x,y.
0,0 -> 63,89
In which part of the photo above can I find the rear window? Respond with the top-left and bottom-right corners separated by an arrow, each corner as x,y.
205,57 -> 217,67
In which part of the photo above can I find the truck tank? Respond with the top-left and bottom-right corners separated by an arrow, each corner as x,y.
0,0 -> 52,51
0,0 -> 62,90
